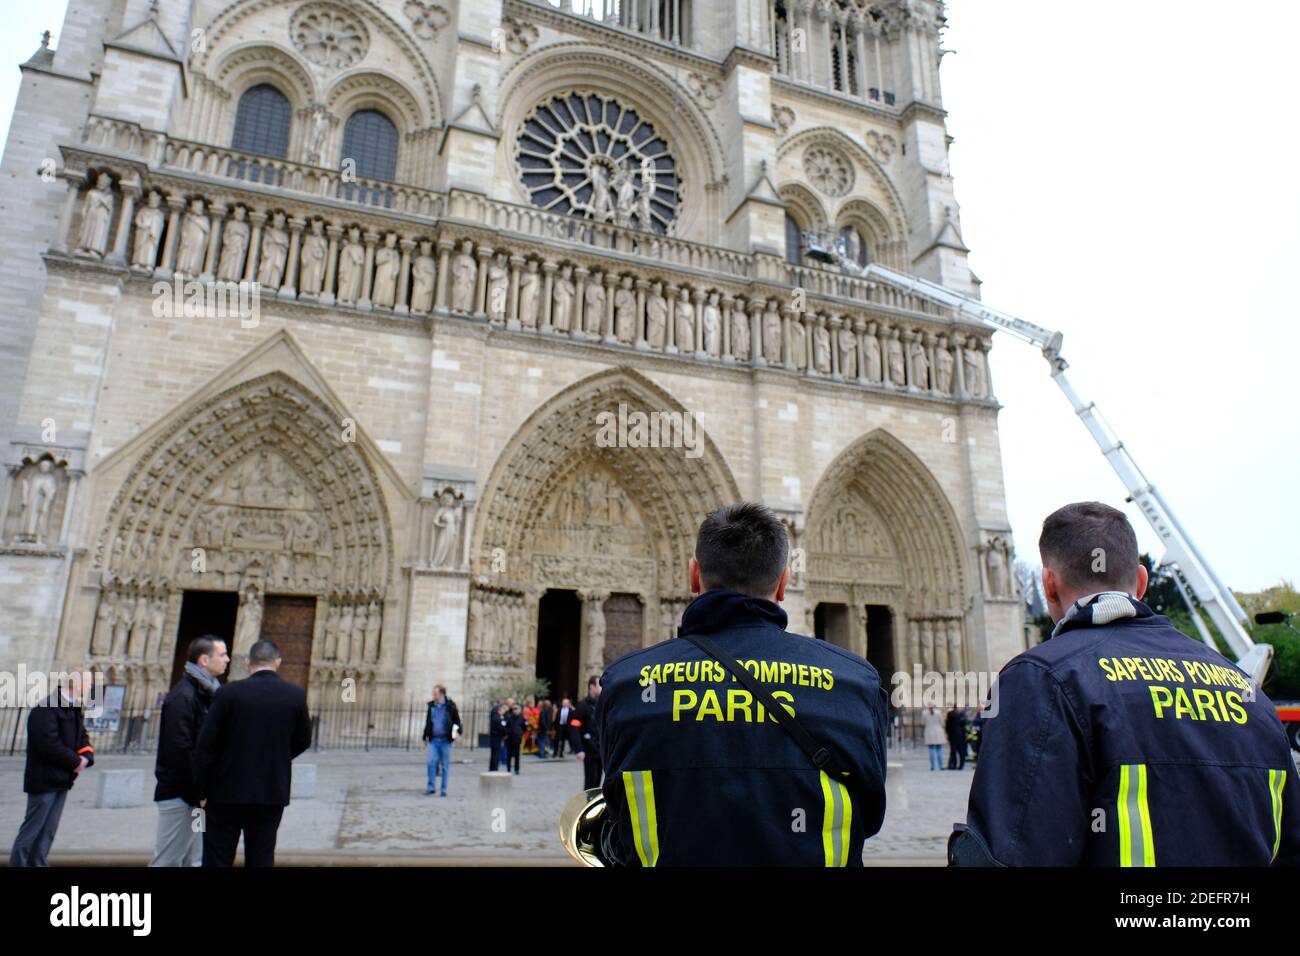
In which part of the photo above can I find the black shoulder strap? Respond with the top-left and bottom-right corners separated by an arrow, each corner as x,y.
677,631 -> 850,783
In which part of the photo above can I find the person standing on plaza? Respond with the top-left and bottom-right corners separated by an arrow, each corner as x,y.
151,636 -> 229,866
9,667 -> 96,867
488,702 -> 509,771
506,703 -> 525,774
922,705 -> 946,771
554,698 -> 575,758
421,684 -> 461,796
192,640 -> 312,867
574,676 -> 603,790
946,707 -> 968,770
537,699 -> 553,759
523,697 -> 539,755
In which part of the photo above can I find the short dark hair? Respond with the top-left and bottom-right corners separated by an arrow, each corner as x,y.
248,640 -> 280,665
1038,501 -> 1140,593
186,635 -> 226,664
695,501 -> 789,596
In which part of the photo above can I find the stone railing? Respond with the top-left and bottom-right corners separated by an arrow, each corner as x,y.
444,190 -> 752,278
53,157 -> 995,402
159,139 -> 444,217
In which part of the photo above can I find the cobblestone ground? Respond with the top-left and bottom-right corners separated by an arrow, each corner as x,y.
0,741 -> 975,865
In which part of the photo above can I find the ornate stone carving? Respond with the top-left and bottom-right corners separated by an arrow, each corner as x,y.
402,0 -> 449,41
645,282 -> 667,348
803,144 -> 854,197
75,173 -> 114,259
865,129 -> 897,162
730,302 -> 750,360
15,457 -> 64,544
963,342 -> 987,398
763,305 -> 782,364
686,72 -> 723,105
552,264 -> 575,331
500,16 -> 538,54
886,333 -> 906,386
175,198 -> 209,277
909,337 -> 929,389
838,327 -> 857,378
863,329 -> 882,383
337,226 -> 365,305
935,336 -> 954,393
299,219 -> 327,295
814,323 -> 831,373
674,287 -> 694,350
583,274 -> 606,335
372,232 -> 400,308
772,104 -> 796,137
981,534 -> 1013,600
430,487 -> 465,569
518,258 -> 540,328
216,206 -> 250,282
257,212 -> 289,288
450,240 -> 476,313
291,3 -> 370,70
613,275 -> 636,343
702,292 -> 721,356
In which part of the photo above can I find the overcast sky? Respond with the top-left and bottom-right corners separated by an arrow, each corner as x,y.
1,1 -> 1295,592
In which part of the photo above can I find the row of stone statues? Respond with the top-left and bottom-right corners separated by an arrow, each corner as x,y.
321,598 -> 383,664
909,618 -> 965,674
67,177 -> 991,396
467,589 -> 529,666
89,589 -> 169,661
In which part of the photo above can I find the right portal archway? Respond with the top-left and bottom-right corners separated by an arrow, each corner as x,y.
805,429 -> 970,677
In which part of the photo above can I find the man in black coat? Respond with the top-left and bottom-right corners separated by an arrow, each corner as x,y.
505,704 -> 525,774
420,684 -> 461,796
193,640 -> 311,867
553,698 -> 575,758
150,635 -> 229,866
574,677 -> 603,790
9,667 -> 96,867
487,702 -> 509,771
946,707 -> 968,770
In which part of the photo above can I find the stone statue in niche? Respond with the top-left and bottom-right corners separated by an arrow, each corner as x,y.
789,317 -> 807,369
909,338 -> 930,389
613,275 -> 636,342
216,206 -> 250,282
552,264 -> 575,332
147,596 -> 167,661
299,219 -> 327,296
175,198 -> 210,278
813,323 -> 831,373
731,302 -> 750,360
935,337 -> 954,393
336,226 -> 365,305
17,459 -> 60,544
645,282 -> 667,347
372,233 -> 400,308
947,624 -> 963,672
110,593 -> 134,658
886,334 -> 906,386
323,603 -> 340,660
363,600 -> 381,662
410,239 -> 436,313
487,252 -> 509,320
762,304 -> 782,364
257,212 -> 289,289
674,287 -> 694,350
864,331 -> 882,383
91,592 -> 114,656
838,327 -> 857,378
638,160 -> 657,230
336,603 -> 354,662
235,582 -> 263,652
964,343 -> 986,398
518,259 -> 540,327
430,490 -> 463,568
305,105 -> 329,166
583,274 -> 606,335
75,173 -> 114,258
985,537 -> 1010,597
702,291 -> 721,356
590,163 -> 613,222
128,592 -> 150,658
131,191 -> 165,270
450,240 -> 476,313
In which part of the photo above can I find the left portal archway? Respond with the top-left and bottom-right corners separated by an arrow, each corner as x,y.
86,372 -> 394,708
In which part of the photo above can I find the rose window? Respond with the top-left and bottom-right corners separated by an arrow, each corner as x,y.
516,92 -> 680,234
291,4 -> 370,70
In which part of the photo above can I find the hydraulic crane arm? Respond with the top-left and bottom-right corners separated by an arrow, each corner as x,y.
859,262 -> 1271,686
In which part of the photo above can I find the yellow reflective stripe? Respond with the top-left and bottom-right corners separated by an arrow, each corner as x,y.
1118,763 -> 1155,867
839,776 -> 853,866
622,770 -> 659,867
1117,765 -> 1132,867
820,771 -> 835,867
1270,769 -> 1286,862
1136,764 -> 1155,867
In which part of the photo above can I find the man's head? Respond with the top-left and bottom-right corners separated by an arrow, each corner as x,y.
432,684 -> 446,703
690,501 -> 791,601
1038,501 -> 1148,622
187,636 -> 230,678
247,639 -> 282,673
561,697 -> 572,709
60,666 -> 95,705
587,676 -> 601,699
505,697 -> 516,709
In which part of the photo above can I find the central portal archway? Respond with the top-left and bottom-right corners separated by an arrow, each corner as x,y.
466,367 -> 740,701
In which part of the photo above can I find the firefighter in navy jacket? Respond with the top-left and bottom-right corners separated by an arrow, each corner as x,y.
596,502 -> 889,866
954,502 -> 1300,866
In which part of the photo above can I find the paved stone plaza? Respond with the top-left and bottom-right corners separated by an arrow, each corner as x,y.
0,740 -> 973,866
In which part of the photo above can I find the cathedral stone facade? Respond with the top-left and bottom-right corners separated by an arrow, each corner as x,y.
0,0 -> 1023,712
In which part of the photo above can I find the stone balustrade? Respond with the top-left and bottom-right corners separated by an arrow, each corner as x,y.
52,163 -> 996,402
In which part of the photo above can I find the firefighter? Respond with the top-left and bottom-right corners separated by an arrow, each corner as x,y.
952,501 -> 1300,866
595,501 -> 889,866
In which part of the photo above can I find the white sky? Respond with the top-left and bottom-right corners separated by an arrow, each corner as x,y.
1,1 -> 1295,591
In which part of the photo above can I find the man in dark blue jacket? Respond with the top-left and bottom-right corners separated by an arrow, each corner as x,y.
596,501 -> 889,866
954,501 -> 1300,866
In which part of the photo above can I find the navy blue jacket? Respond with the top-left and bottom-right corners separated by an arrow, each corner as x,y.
596,587 -> 889,866
964,592 -> 1300,866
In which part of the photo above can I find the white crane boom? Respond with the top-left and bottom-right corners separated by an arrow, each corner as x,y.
858,261 -> 1271,686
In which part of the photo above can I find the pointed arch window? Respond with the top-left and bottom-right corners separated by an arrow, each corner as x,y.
231,84 -> 292,159
785,212 -> 804,265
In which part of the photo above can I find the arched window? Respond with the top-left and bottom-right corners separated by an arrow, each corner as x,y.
341,109 -> 398,182
785,213 -> 804,265
231,84 -> 292,159
839,225 -> 868,268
